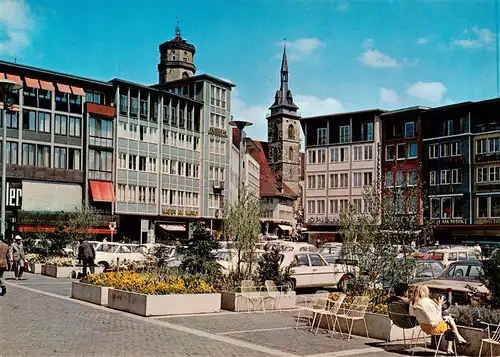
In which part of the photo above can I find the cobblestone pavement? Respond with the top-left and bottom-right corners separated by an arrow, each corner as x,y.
0,272 -> 466,357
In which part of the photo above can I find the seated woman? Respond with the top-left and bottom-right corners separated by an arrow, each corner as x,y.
409,285 -> 466,355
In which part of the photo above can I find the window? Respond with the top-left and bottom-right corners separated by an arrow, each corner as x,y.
68,149 -> 81,170
307,175 -> 316,189
340,125 -> 350,143
120,95 -> 128,113
396,171 -> 404,187
450,142 -> 461,156
117,184 -> 127,202
429,144 -> 438,159
36,145 -> 50,168
353,146 -> 362,161
329,199 -> 338,214
478,196 -> 488,218
477,167 -> 490,183
353,199 -> 362,213
452,197 -> 463,218
396,144 -> 406,160
492,196 -> 500,217
385,145 -> 394,161
139,156 -> 147,171
69,117 -> 81,137
318,175 -> 326,189
89,117 -> 113,147
118,153 -> 127,169
317,200 -> 325,214
148,158 -> 157,172
308,150 -> 316,164
37,112 -> 51,133
307,200 -> 316,214
128,155 -> 137,170
317,128 -> 327,145
23,110 -> 36,131
353,172 -> 362,187
288,124 -> 296,140
408,143 -> 418,159
490,166 -> 500,182
148,187 -> 156,204
330,174 -> 338,188
452,169 -> 462,184
364,145 -> 373,160
318,149 -> 326,163
4,111 -> 18,129
441,198 -> 451,218
363,172 -> 373,186
440,170 -> 451,185
430,171 -> 437,185
340,173 -> 349,188
288,147 -> 293,161
54,147 -> 67,169
405,122 -> 415,138
138,186 -> 146,203
384,171 -> 394,188
408,170 -> 417,186
361,122 -> 373,141
430,198 -> 440,219
54,115 -> 67,135
170,160 -> 177,175
440,143 -> 449,157
130,97 -> 138,115
88,150 -> 113,179
4,141 -> 18,164
489,137 -> 500,153
408,197 -> 418,214
443,119 -> 454,136
140,100 -> 148,116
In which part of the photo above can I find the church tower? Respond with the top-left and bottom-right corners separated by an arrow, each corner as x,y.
267,45 -> 301,195
157,20 -> 196,84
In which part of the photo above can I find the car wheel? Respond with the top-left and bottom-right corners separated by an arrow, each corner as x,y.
98,262 -> 109,271
284,279 -> 295,292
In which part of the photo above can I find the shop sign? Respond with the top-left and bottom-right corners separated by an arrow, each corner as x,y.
5,182 -> 22,208
438,219 -> 468,225
308,215 -> 341,224
478,218 -> 500,224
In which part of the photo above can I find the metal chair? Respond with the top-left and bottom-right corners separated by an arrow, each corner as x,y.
295,290 -> 329,330
335,295 -> 370,341
312,293 -> 346,337
236,280 -> 265,313
264,280 -> 294,312
386,302 -> 419,349
411,306 -> 456,357
479,322 -> 500,357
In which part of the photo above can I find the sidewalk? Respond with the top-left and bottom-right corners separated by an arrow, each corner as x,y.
0,272 -> 456,357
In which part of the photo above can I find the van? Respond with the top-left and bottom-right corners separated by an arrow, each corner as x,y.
422,247 -> 480,267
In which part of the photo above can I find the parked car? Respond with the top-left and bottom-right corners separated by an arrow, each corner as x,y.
94,243 -> 147,269
281,243 -> 318,253
413,260 -> 487,305
280,251 -> 355,291
421,247 -> 480,267
318,242 -> 343,255
215,249 -> 264,274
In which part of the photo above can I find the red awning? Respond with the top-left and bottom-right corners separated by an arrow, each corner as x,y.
6,74 -> 22,85
24,77 -> 40,89
56,83 -> 72,94
0,73 -> 5,80
159,224 -> 186,232
71,86 -> 85,96
89,180 -> 116,202
17,225 -> 116,234
39,80 -> 55,91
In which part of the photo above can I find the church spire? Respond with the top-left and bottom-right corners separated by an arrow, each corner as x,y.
175,15 -> 181,38
269,42 -> 298,112
281,44 -> 289,74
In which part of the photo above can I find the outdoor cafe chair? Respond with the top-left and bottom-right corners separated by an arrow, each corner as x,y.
236,280 -> 266,313
386,302 -> 419,350
479,321 -> 500,357
334,295 -> 370,341
312,293 -> 346,337
295,290 -> 329,330
264,280 -> 294,312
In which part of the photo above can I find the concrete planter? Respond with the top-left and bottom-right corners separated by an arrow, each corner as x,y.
71,282 -> 109,306
107,289 -> 222,317
42,265 -> 81,278
28,262 -> 43,274
221,291 -> 296,312
316,312 -> 498,357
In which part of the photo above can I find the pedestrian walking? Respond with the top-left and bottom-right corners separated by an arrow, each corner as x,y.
78,239 -> 96,277
0,234 -> 9,296
9,235 -> 26,280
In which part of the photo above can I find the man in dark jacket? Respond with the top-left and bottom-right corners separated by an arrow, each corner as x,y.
388,282 -> 411,313
0,234 -> 9,296
78,239 -> 96,277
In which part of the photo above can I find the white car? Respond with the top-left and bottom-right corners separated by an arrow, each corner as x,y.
281,242 -> 318,253
94,243 -> 147,269
215,249 -> 264,274
280,251 -> 354,291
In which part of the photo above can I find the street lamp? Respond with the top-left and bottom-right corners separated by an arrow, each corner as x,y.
229,119 -> 252,200
0,79 -> 22,239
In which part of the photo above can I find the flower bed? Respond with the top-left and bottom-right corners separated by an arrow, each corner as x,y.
80,271 -> 221,316
71,282 -> 109,306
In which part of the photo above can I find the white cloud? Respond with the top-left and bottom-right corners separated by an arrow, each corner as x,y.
336,3 -> 349,11
417,37 -> 428,45
379,87 -> 400,104
406,81 -> 447,103
359,49 -> 399,68
452,26 -> 495,49
231,90 -> 343,142
280,38 -> 326,61
0,0 -> 33,56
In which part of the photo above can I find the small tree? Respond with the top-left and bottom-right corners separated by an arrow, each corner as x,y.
177,222 -> 220,280
68,204 -> 101,242
223,190 -> 261,279
257,247 -> 290,286
469,249 -> 500,308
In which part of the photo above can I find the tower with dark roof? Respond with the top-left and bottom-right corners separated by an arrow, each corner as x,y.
267,45 -> 301,195
157,20 -> 196,83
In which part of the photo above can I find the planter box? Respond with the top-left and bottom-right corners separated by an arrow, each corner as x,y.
41,265 -> 104,279
107,289 -> 222,316
71,282 -> 109,306
221,291 -> 296,312
28,262 -> 43,274
316,312 -> 498,357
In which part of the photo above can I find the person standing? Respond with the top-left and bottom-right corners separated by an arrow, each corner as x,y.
78,239 -> 96,277
0,234 -> 9,295
10,235 -> 26,280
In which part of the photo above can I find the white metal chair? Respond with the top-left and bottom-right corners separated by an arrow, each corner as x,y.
335,295 -> 370,341
295,290 -> 329,330
479,322 -> 500,357
264,280 -> 294,312
312,293 -> 346,336
236,280 -> 266,313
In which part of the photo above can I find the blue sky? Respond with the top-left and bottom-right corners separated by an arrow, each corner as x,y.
0,0 -> 499,141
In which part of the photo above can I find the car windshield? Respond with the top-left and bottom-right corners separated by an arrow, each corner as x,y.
437,263 -> 482,280
95,244 -> 120,253
416,261 -> 444,278
322,255 -> 336,264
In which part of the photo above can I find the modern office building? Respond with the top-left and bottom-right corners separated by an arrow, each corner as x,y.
300,109 -> 384,243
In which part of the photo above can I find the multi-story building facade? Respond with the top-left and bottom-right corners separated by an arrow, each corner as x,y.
300,109 -> 384,243
0,61 -> 118,239
381,107 -> 428,224
422,103 -> 472,242
0,25 -> 234,242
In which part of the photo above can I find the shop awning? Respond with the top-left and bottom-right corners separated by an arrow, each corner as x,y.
39,80 -> 55,91
159,224 -> 186,232
18,225 -> 116,234
89,180 -> 116,202
278,224 -> 293,231
0,74 -> 5,80
24,77 -> 40,89
6,74 -> 22,86
56,83 -> 72,94
71,86 -> 86,96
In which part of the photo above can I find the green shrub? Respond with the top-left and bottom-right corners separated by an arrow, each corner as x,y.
447,305 -> 500,328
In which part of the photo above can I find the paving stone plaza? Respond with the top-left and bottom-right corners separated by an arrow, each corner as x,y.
0,272 -> 470,357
